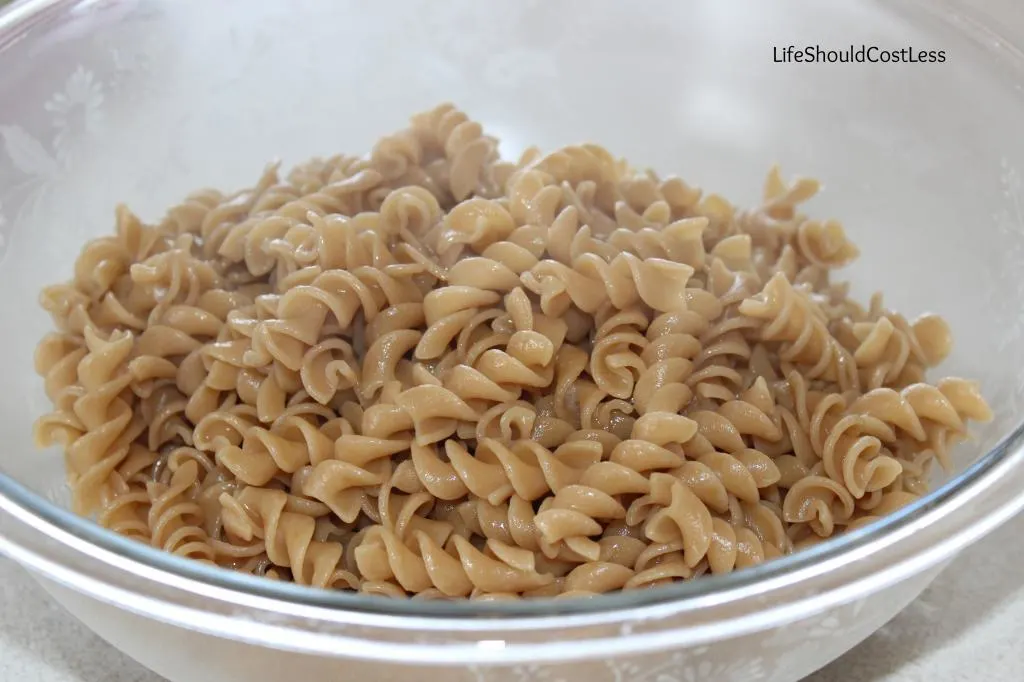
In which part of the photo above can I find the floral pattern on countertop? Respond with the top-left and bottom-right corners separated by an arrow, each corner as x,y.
1,59 -> 111,261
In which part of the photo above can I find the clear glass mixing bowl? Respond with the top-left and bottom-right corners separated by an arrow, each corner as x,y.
1,1 -> 1023,681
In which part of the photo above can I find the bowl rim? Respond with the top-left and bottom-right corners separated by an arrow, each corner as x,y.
2,0 -> 1024,663
4,423 -> 1022,663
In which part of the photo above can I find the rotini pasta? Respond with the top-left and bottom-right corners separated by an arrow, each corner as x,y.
32,103 -> 991,598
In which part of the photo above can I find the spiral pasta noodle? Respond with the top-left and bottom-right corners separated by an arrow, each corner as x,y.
32,103 -> 991,598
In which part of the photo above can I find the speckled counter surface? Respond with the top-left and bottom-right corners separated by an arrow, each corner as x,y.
2,513 -> 1023,682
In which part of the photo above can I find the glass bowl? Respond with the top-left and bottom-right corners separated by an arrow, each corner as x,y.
1,1 -> 1023,681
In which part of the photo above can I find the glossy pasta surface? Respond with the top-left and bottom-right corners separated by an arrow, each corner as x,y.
32,104 -> 992,599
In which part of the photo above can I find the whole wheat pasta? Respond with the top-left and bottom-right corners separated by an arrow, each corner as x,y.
32,103 -> 993,598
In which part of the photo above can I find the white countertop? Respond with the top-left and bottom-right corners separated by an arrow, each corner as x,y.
2,513 -> 1023,682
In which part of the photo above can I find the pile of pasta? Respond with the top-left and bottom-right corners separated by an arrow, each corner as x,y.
33,104 -> 992,599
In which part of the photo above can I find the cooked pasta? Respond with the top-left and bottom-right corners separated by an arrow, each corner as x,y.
32,103 -> 993,599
